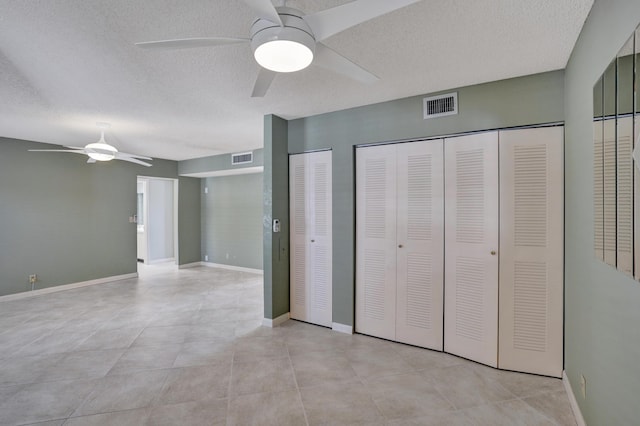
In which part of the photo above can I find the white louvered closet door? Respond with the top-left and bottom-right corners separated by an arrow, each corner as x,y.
395,140 -> 444,350
498,127 -> 563,378
635,117 -> 640,280
308,151 -> 332,327
594,121 -> 604,261
290,154 -> 308,322
617,116 -> 633,275
444,132 -> 499,368
289,151 -> 332,327
603,119 -> 617,266
356,144 -> 397,340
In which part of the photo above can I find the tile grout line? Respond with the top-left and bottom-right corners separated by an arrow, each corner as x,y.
517,391 -> 568,426
226,344 -> 236,425
287,344 -> 309,426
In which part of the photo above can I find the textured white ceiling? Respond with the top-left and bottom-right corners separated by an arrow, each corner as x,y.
0,0 -> 593,161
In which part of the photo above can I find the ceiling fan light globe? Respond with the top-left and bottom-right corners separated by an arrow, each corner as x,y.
254,40 -> 313,73
251,14 -> 316,74
86,142 -> 118,161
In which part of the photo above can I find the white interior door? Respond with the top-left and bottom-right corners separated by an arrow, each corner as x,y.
289,154 -> 308,322
634,117 -> 640,280
617,116 -> 633,274
308,151 -> 332,327
603,118 -> 617,266
395,140 -> 444,350
289,151 -> 332,327
498,127 -> 564,378
594,121 -> 604,261
356,144 -> 397,340
444,132 -> 499,367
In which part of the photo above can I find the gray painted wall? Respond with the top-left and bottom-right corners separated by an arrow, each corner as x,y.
201,173 -> 263,270
564,2 -> 640,424
0,137 -> 201,297
263,115 -> 290,320
285,70 -> 564,326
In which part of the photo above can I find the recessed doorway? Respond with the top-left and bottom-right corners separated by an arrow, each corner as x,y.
136,176 -> 178,266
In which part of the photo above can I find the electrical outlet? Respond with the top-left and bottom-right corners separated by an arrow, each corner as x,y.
29,274 -> 37,284
580,374 -> 586,399
204,255 -> 208,262
226,253 -> 229,260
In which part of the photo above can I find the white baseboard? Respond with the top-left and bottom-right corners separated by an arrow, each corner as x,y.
148,257 -> 175,265
262,312 -> 290,328
332,322 -> 353,334
178,262 -> 203,269
0,273 -> 138,302
202,262 -> 263,275
563,371 -> 586,426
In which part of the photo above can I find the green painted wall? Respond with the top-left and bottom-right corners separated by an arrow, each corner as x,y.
286,70 -> 564,326
263,115 -> 289,320
178,149 -> 263,175
564,2 -> 640,424
201,173 -> 263,270
0,137 -> 201,297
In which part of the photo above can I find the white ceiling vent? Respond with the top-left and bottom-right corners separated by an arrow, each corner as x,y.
423,92 -> 458,119
231,151 -> 253,165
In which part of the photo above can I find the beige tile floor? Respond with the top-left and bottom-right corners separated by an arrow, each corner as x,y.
0,265 -> 577,426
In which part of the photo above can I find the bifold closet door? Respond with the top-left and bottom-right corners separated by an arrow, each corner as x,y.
603,118 -> 617,266
594,120 -> 604,261
355,144 -> 398,340
356,140 -> 444,350
498,126 -> 563,377
289,150 -> 332,327
395,141 -> 444,350
444,132 -> 499,367
617,116 -> 633,275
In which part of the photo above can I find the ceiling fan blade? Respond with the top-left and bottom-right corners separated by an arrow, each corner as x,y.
64,145 -> 85,150
117,157 -> 153,167
28,149 -> 86,154
251,67 -> 277,97
242,0 -> 283,26
135,37 -> 249,50
87,158 -> 97,164
314,43 -> 378,84
115,151 -> 153,161
303,0 -> 422,42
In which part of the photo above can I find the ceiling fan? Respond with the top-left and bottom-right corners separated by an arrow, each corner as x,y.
135,0 -> 422,97
29,123 -> 153,167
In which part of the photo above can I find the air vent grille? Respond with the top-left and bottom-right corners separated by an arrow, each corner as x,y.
423,92 -> 458,119
231,151 -> 253,165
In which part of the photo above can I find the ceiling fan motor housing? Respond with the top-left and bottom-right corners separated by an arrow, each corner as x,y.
250,7 -> 316,72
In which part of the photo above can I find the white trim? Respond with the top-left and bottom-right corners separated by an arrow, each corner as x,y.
262,312 -> 290,328
0,273 -> 138,302
178,262 -> 203,269
563,371 -> 587,426
201,262 -> 264,275
332,322 -> 354,334
148,257 -> 175,265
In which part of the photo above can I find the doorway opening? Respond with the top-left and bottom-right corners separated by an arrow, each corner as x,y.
136,176 -> 179,268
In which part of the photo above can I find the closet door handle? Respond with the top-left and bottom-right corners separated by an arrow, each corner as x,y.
311,239 -> 315,243
491,250 -> 496,255
398,244 -> 404,248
